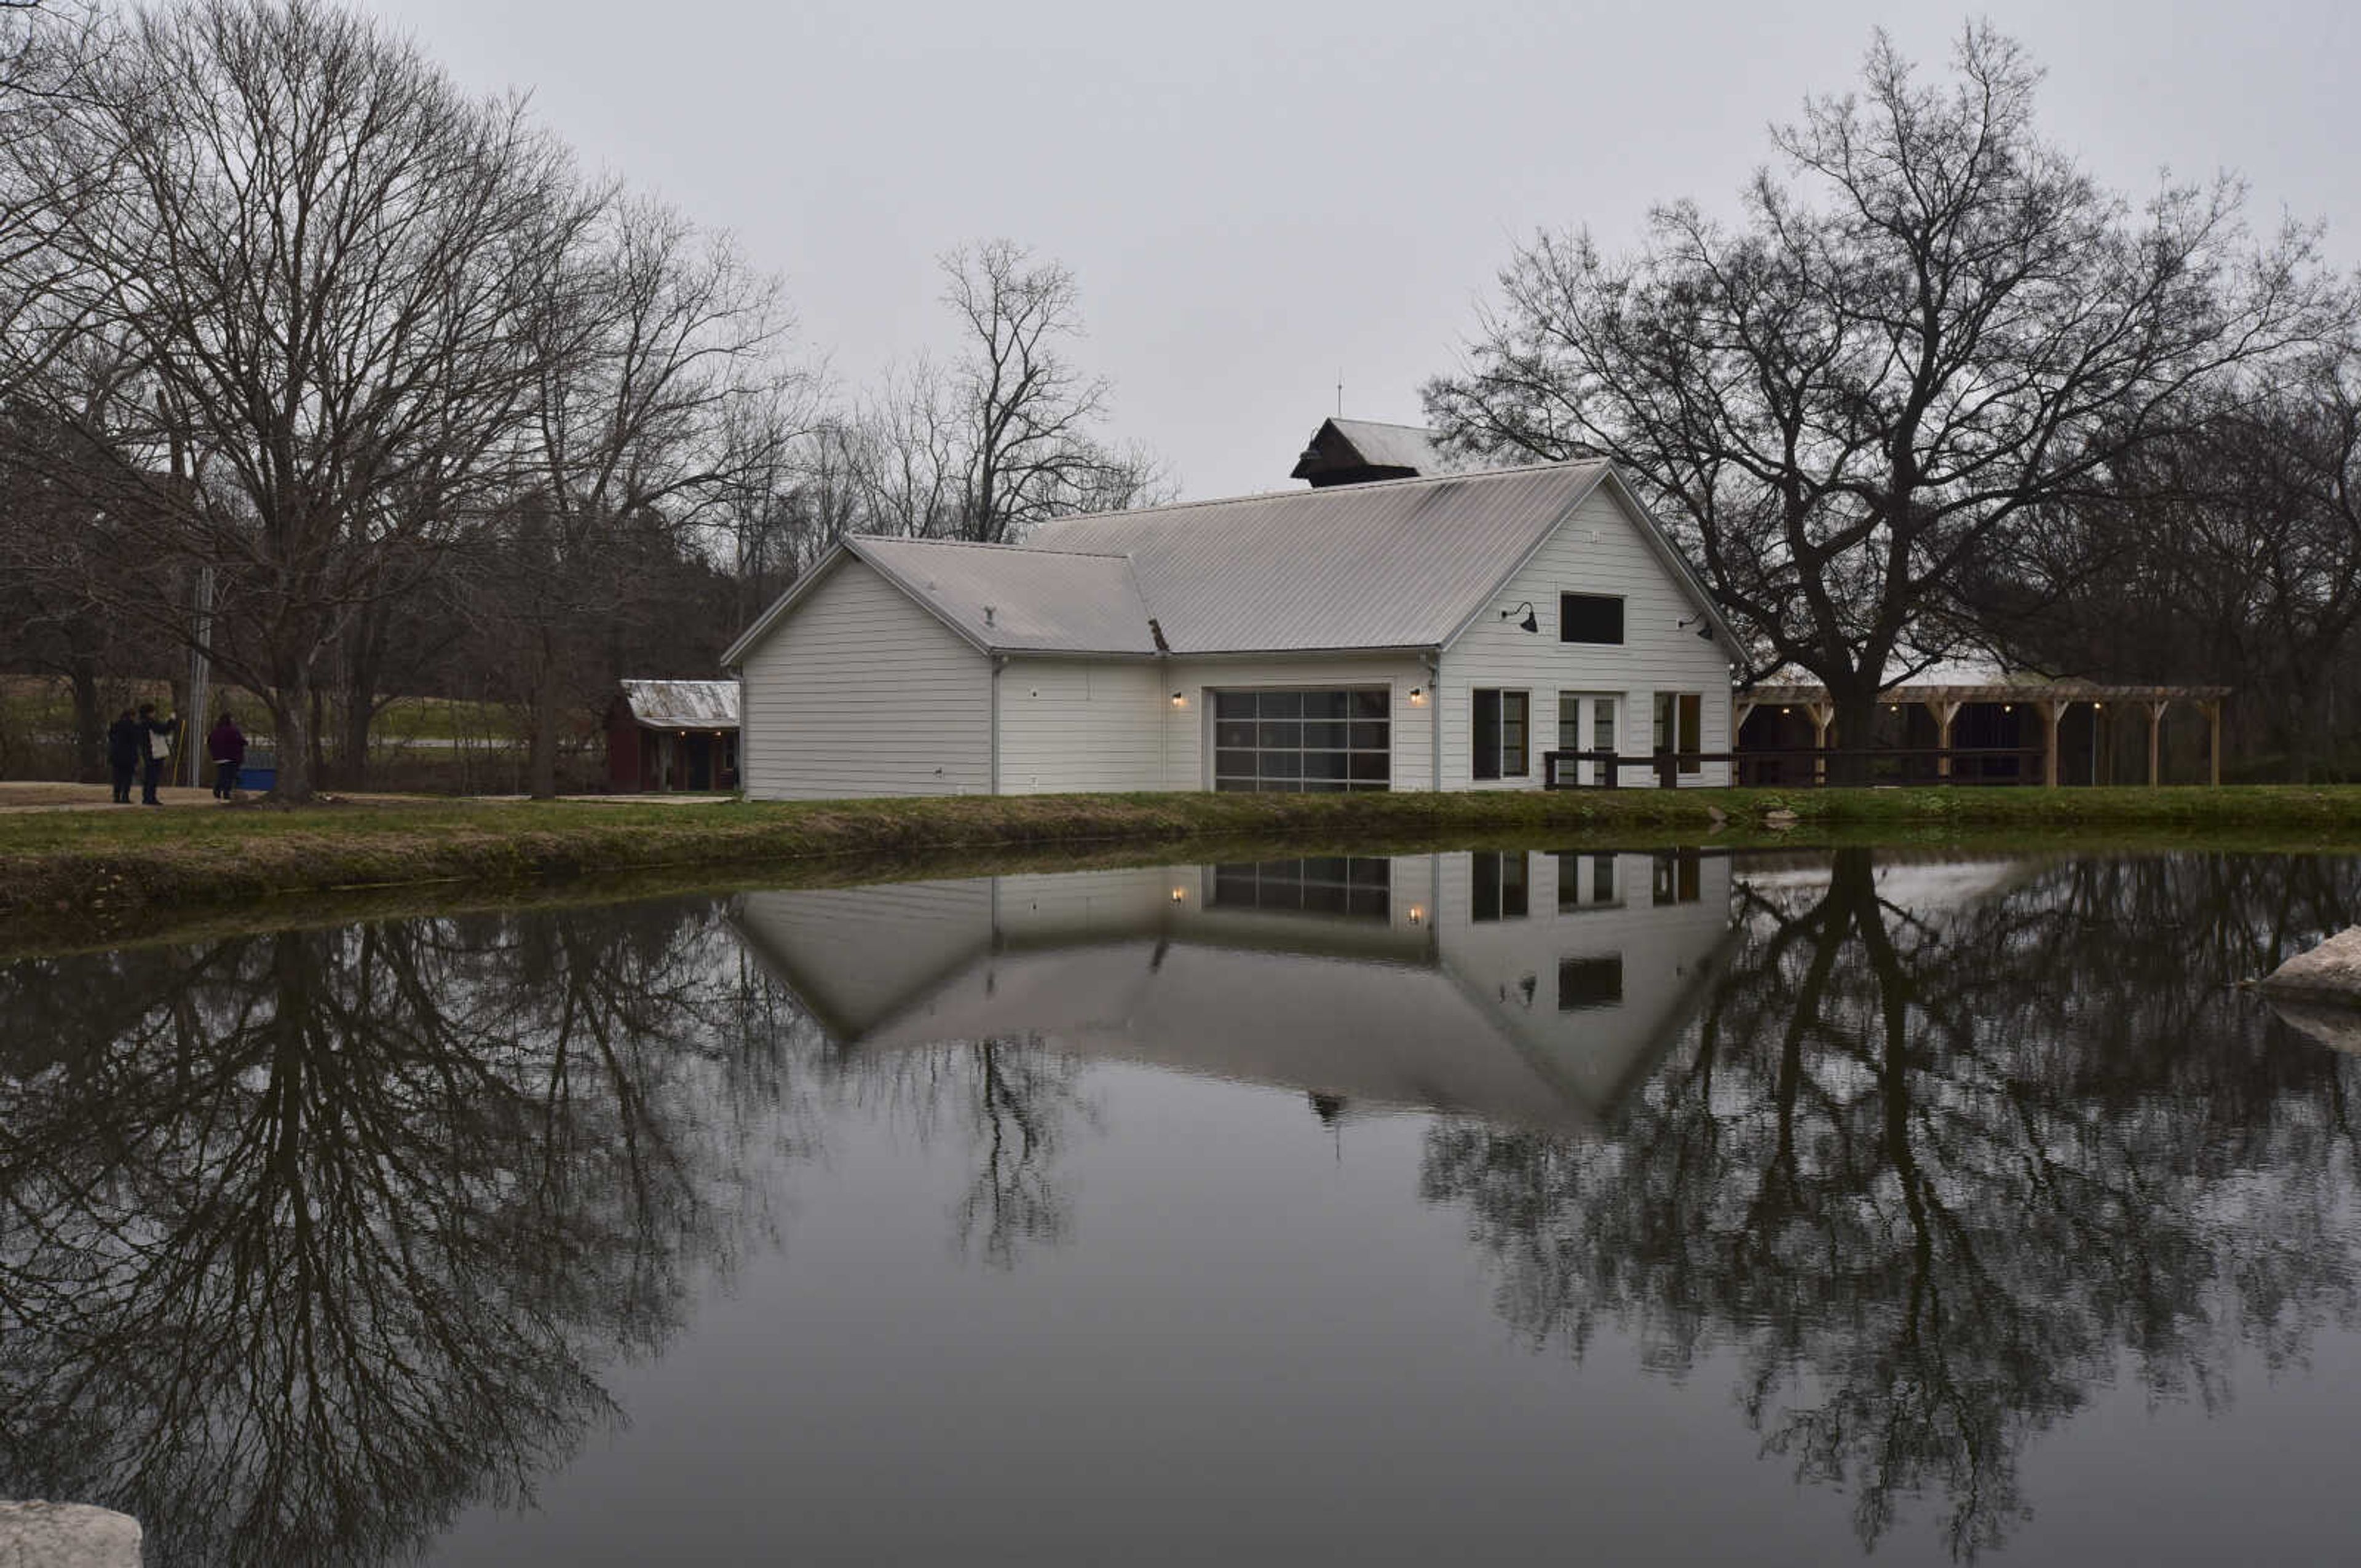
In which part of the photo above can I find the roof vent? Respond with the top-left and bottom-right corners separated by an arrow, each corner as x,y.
983,604 -> 997,626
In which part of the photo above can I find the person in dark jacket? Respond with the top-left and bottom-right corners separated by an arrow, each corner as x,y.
106,709 -> 142,803
207,711 -> 247,800
136,703 -> 178,806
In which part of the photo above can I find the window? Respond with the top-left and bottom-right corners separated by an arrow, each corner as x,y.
1653,691 -> 1703,775
1212,689 -> 1390,792
1554,852 -> 1620,913
1474,689 -> 1529,780
1558,955 -> 1624,1011
1559,593 -> 1624,645
1471,851 -> 1529,922
1651,849 -> 1702,906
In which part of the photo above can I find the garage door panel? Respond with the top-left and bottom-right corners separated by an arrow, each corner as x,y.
1209,688 -> 1391,793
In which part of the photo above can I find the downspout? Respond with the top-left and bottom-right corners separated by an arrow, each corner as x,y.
1425,650 -> 1442,792
989,655 -> 1005,795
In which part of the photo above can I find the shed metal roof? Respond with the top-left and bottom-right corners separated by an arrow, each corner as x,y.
619,679 -> 740,729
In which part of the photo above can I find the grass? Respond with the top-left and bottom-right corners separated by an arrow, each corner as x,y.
10,784 -> 2361,956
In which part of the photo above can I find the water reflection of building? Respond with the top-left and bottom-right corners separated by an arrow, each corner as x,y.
732,851 -> 1735,1131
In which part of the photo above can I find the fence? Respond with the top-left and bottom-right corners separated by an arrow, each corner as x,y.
1542,746 -> 2049,790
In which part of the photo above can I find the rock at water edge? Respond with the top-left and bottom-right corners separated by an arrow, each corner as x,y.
0,1502 -> 143,1568
2256,926 -> 2361,1002
2266,998 -> 2361,1055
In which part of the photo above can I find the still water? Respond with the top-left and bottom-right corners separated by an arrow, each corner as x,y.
3,847 -> 2359,1565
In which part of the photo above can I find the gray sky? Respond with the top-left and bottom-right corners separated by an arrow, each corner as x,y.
367,0 -> 2357,502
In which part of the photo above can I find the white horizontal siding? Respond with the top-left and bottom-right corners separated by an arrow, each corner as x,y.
740,557 -> 992,799
1441,486 -> 1733,789
997,658 -> 1166,794
1161,654 -> 1436,791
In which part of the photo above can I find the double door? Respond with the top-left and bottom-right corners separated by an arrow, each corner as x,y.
1556,693 -> 1623,786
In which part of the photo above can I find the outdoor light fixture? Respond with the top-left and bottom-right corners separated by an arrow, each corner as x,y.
1170,691 -> 1185,707
1407,905 -> 1426,926
1409,687 -> 1426,704
1171,887 -> 1185,904
1501,601 -> 1539,634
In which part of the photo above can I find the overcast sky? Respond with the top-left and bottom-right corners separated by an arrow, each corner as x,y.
366,0 -> 2356,502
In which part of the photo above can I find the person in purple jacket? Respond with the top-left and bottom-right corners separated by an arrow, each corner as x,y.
207,711 -> 247,800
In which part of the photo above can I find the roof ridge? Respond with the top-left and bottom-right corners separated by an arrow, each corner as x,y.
853,533 -> 1133,561
1034,457 -> 1610,529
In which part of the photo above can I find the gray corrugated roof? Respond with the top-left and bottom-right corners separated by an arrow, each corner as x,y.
620,679 -> 740,728
848,536 -> 1160,655
1326,418 -> 1443,473
725,458 -> 1735,665
1027,461 -> 1611,653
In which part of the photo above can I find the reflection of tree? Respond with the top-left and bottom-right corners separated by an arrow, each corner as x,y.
1423,849 -> 2361,1560
0,900 -> 814,1568
837,1037 -> 1096,1269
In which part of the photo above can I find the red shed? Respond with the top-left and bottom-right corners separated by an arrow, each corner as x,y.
606,679 -> 740,792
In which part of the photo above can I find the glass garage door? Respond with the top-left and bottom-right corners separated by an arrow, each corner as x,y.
1211,689 -> 1390,792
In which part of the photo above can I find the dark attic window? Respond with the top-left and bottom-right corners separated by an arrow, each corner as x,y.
1560,593 -> 1624,645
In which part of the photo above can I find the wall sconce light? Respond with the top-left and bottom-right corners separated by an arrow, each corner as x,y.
1779,706 -> 1790,715
1171,886 -> 1186,903
1407,905 -> 1425,926
1677,615 -> 1715,641
2003,704 -> 2013,713
1500,601 -> 1539,634
1170,691 -> 1185,707
1408,686 -> 1426,705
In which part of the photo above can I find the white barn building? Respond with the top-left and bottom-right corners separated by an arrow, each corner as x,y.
722,459 -> 1738,798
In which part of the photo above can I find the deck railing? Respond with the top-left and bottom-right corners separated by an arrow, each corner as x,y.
1541,746 -> 2050,790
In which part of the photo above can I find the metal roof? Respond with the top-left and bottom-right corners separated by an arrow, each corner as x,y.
847,536 -> 1159,655
1746,679 -> 2230,706
1027,461 -> 1614,654
1325,418 -> 1444,473
724,459 -> 1739,664
619,679 -> 740,729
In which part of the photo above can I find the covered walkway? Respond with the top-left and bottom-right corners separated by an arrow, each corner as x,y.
1737,681 -> 2231,787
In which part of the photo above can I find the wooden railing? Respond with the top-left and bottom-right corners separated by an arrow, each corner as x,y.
1542,746 -> 2050,790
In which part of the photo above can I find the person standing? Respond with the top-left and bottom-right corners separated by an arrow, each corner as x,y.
136,703 -> 178,806
207,711 -> 247,800
105,708 -> 142,803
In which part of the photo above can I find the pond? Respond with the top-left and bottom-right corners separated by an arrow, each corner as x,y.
2,846 -> 2359,1565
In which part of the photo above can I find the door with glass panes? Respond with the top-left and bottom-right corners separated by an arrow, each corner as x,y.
1211,689 -> 1391,792
1556,693 -> 1621,786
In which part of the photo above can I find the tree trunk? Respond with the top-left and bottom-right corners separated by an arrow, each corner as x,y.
526,639 -> 560,800
1828,685 -> 1881,788
274,666 -> 316,803
68,658 -> 101,782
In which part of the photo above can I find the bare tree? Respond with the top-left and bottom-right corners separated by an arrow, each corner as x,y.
1,0 -> 590,800
1971,341 -> 2361,777
844,240 -> 1166,544
466,193 -> 805,798
1424,25 -> 2340,775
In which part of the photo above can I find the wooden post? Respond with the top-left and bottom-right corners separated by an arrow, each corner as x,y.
1808,702 -> 1833,787
1926,699 -> 1961,781
2146,699 -> 2169,786
1730,700 -> 1754,787
2039,700 -> 2061,788
2204,699 -> 2221,787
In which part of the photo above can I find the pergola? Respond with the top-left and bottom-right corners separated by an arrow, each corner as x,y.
1738,681 -> 2232,786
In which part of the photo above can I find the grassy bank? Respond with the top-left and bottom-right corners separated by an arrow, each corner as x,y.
8,784 -> 2361,952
